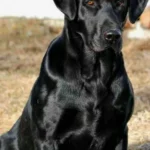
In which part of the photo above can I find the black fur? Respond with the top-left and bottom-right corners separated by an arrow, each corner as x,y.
0,0 -> 148,150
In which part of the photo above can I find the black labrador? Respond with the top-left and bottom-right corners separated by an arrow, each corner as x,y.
0,0 -> 148,150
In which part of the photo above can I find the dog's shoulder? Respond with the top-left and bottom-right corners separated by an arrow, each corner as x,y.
0,119 -> 20,150
110,56 -> 134,123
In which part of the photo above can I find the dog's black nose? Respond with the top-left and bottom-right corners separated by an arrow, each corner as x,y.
104,30 -> 121,42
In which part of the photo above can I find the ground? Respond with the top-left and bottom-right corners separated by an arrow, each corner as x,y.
0,18 -> 150,150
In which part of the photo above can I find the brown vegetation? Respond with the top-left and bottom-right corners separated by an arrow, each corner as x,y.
0,18 -> 150,150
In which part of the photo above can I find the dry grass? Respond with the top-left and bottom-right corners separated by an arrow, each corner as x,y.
122,37 -> 150,150
0,17 -> 60,132
0,18 -> 150,150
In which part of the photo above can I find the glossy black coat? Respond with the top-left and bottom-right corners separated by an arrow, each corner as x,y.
0,0 -> 148,150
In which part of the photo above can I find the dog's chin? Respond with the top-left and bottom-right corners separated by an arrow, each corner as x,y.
89,42 -> 104,52
90,45 -> 113,53
89,44 -> 106,52
91,46 -> 121,54
91,48 -> 105,52
89,42 -> 122,53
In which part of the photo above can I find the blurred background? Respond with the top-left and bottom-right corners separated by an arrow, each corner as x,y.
0,1 -> 150,150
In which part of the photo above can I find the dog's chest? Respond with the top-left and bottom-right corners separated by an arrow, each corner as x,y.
56,78 -> 106,108
46,79 -> 127,144
55,79 -> 120,125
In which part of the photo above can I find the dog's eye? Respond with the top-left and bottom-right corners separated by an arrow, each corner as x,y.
87,0 -> 95,6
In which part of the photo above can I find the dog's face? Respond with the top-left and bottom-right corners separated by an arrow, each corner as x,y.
74,0 -> 128,52
54,0 -> 148,53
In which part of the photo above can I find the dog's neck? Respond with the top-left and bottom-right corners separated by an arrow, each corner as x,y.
61,25 -> 94,79
46,23 -> 123,86
61,24 -> 121,82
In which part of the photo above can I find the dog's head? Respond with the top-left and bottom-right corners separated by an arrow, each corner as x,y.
54,0 -> 148,53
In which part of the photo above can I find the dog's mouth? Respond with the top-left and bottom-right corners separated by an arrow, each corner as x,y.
91,47 -> 108,53
90,41 -> 122,53
89,43 -> 113,53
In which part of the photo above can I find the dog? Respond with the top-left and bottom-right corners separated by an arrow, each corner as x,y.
0,0 -> 148,150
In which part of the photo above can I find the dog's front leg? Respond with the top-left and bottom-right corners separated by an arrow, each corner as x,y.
110,70 -> 134,150
115,127 -> 128,150
110,72 -> 134,124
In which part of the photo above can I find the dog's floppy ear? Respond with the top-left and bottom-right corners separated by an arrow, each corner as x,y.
53,0 -> 77,20
129,0 -> 148,23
